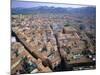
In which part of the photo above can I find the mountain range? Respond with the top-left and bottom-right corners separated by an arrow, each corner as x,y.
11,6 -> 96,15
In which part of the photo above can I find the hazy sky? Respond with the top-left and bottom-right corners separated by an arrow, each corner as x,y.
12,0 -> 88,8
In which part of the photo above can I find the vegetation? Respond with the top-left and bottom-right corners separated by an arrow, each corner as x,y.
64,22 -> 71,27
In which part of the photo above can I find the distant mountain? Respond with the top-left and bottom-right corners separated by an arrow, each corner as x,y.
68,7 -> 96,14
11,6 -> 96,15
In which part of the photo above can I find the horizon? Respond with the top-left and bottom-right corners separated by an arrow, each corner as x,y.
12,0 -> 94,8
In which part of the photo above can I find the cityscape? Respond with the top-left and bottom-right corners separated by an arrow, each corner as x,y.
11,1 -> 96,75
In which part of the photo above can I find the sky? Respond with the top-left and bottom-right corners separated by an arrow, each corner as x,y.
12,0 -> 89,8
